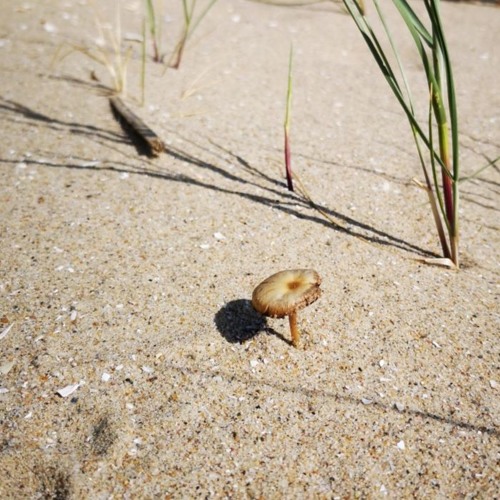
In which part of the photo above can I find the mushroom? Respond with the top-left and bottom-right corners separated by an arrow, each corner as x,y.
251,269 -> 321,348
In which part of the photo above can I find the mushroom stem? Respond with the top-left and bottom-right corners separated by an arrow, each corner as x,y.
289,311 -> 299,348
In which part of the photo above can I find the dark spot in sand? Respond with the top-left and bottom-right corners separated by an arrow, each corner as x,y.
91,416 -> 117,456
36,465 -> 72,500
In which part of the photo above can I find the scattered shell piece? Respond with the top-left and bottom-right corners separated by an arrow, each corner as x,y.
57,382 -> 81,398
432,341 -> 441,349
142,366 -> 154,374
25,412 -> 32,419
0,360 -> 15,375
250,360 -> 259,368
213,232 -> 225,240
199,244 -> 210,250
418,257 -> 456,269
70,310 -> 77,322
361,398 -> 373,405
0,324 -> 13,340
101,372 -> 111,382
0,387 -> 9,394
397,440 -> 405,450
395,402 -> 405,412
379,359 -> 386,368
43,22 -> 57,33
489,380 -> 497,389
81,160 -> 100,168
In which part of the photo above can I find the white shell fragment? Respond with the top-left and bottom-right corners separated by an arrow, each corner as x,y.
57,382 -> 81,398
0,360 -> 15,375
397,440 -> 405,450
395,402 -> 405,412
0,324 -> 14,340
0,387 -> 9,394
101,372 -> 111,382
490,380 -> 498,389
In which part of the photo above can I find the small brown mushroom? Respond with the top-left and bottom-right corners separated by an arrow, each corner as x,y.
251,269 -> 321,348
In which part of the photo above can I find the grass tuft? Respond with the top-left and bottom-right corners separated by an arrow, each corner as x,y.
343,0 -> 464,267
169,0 -> 219,70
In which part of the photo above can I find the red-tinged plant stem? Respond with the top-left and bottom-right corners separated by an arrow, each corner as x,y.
152,38 -> 160,63
284,131 -> 293,191
436,114 -> 458,265
170,32 -> 187,69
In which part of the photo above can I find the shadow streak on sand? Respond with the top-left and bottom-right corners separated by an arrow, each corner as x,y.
214,299 -> 291,346
0,97 -> 438,259
162,361 -> 500,438
0,97 -> 127,145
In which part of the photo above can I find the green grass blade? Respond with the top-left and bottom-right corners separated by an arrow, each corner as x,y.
392,0 -> 433,46
459,156 -> 500,182
187,0 -> 219,39
145,0 -> 156,37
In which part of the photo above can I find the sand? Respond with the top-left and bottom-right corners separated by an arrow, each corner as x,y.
0,0 -> 499,497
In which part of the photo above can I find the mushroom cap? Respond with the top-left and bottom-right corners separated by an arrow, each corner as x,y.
252,269 -> 321,318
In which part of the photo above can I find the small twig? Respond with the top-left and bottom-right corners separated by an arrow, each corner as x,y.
109,96 -> 164,157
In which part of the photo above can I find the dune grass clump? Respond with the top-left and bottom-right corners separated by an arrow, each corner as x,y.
343,0 -> 462,267
169,0 -> 219,69
56,2 -> 132,96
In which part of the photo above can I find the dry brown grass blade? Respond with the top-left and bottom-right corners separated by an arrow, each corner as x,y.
109,97 -> 165,157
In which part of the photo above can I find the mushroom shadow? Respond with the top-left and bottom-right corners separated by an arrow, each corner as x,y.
215,299 -> 289,345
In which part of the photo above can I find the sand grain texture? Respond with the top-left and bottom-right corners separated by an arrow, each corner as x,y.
0,0 -> 499,498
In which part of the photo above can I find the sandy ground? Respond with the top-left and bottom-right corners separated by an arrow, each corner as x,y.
0,0 -> 499,498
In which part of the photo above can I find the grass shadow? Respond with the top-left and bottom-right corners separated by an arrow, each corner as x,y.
1,96 -> 439,259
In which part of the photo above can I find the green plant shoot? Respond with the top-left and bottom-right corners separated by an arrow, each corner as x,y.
284,45 -> 294,192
